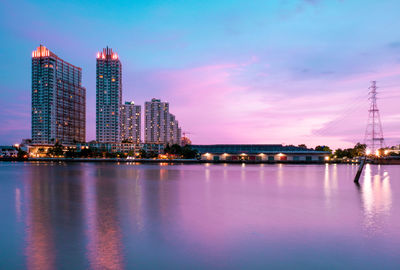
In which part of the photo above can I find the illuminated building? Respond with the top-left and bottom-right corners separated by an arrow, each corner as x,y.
31,45 -> 86,144
121,101 -> 141,143
191,144 -> 330,162
96,47 -> 122,143
144,98 -> 181,144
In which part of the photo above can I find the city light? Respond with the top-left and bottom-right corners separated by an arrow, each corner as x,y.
366,149 -> 371,155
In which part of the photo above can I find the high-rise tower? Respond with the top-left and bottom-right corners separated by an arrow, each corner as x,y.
364,81 -> 385,154
31,45 -> 86,145
96,47 -> 122,143
121,101 -> 141,143
145,98 -> 181,144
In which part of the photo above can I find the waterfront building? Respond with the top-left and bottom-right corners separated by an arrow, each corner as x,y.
121,101 -> 141,143
75,142 -> 164,155
0,146 -> 18,157
191,144 -> 330,162
96,47 -> 122,143
144,98 -> 182,144
31,45 -> 86,144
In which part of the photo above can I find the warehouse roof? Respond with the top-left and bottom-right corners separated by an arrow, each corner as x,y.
190,144 -> 329,154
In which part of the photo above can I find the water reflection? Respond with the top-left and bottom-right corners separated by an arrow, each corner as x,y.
84,166 -> 124,270
24,166 -> 57,270
4,163 -> 398,269
359,164 -> 392,236
324,164 -> 338,207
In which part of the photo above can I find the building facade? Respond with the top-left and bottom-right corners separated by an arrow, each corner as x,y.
96,47 -> 122,143
144,98 -> 181,144
121,101 -> 141,143
31,45 -> 86,145
191,144 -> 330,162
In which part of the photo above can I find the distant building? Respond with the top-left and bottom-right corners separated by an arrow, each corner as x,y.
0,146 -> 18,157
169,114 -> 181,145
96,47 -> 122,143
144,98 -> 181,144
121,101 -> 141,143
31,45 -> 86,144
191,144 -> 330,162
76,142 -> 164,155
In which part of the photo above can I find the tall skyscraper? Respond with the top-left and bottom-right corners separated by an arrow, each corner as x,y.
31,45 -> 86,145
169,114 -> 181,145
145,98 -> 181,144
96,47 -> 122,143
121,101 -> 141,143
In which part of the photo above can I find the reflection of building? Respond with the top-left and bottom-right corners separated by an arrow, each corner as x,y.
96,47 -> 122,143
191,144 -> 329,162
32,45 -> 86,144
84,169 -> 124,269
144,98 -> 181,144
121,101 -> 141,143
25,165 -> 86,269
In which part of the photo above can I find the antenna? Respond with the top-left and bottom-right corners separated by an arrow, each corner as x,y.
364,81 -> 385,154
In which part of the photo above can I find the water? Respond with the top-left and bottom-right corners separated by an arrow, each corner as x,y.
0,162 -> 399,269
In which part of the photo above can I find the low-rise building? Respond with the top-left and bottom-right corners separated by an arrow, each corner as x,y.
76,142 -> 164,155
191,144 -> 329,162
0,146 -> 18,157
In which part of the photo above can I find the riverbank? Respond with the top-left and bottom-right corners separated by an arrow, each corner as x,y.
1,157 -> 399,164
0,157 -> 346,164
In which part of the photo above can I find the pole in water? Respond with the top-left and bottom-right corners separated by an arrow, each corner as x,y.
354,156 -> 366,183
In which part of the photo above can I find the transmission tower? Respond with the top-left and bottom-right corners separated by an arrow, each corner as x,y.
364,81 -> 385,154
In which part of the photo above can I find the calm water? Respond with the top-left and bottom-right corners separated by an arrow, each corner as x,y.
0,162 -> 399,269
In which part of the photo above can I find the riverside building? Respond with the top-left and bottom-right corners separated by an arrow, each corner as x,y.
96,47 -> 122,143
144,98 -> 182,144
31,45 -> 86,145
191,144 -> 330,162
121,101 -> 141,143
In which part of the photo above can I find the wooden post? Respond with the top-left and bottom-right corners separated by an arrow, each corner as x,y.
354,156 -> 366,183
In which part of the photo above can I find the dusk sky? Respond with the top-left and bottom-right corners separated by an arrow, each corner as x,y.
0,0 -> 399,148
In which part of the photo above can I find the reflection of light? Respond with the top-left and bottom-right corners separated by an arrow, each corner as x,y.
84,175 -> 124,269
361,164 -> 392,235
15,188 -> 21,221
25,174 -> 55,270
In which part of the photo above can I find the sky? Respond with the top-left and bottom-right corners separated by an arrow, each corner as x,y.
0,0 -> 399,149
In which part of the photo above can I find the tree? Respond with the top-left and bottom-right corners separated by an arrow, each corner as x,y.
48,142 -> 63,157
181,145 -> 197,159
333,143 -> 366,159
298,144 -> 307,149
315,145 -> 332,154
352,143 -> 366,156
17,148 -> 28,159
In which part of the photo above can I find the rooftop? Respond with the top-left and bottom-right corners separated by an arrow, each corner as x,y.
190,144 -> 329,154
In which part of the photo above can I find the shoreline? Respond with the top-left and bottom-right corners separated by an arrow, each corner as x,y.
1,157 -> 399,165
0,157 -> 356,164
